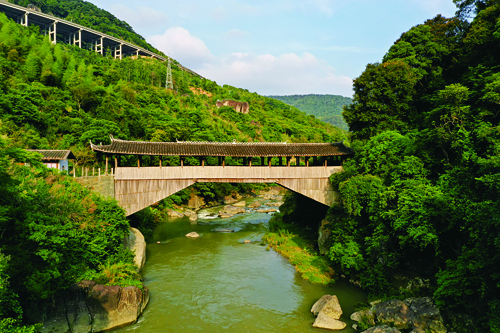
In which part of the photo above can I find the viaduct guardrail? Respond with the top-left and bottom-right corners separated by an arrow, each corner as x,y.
0,1 -> 202,77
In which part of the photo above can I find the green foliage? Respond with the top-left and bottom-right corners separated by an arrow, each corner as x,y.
0,137 -> 139,325
268,94 -> 351,130
263,225 -> 334,285
321,3 -> 500,331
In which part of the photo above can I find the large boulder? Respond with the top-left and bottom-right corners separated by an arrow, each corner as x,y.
233,201 -> 246,207
405,297 -> 447,333
373,299 -> 414,330
352,298 -> 447,333
362,325 -> 402,333
167,209 -> 184,218
36,281 -> 149,333
185,232 -> 200,238
351,308 -> 376,326
122,227 -> 146,271
183,209 -> 198,222
224,196 -> 237,204
220,205 -> 246,215
248,201 -> 262,208
311,295 -> 334,315
311,295 -> 346,330
256,208 -> 278,213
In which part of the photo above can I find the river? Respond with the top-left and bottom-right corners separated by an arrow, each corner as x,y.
112,198 -> 366,333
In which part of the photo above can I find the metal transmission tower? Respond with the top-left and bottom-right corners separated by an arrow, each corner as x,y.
166,56 -> 173,90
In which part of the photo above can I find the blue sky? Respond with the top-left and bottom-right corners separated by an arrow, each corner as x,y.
88,0 -> 457,97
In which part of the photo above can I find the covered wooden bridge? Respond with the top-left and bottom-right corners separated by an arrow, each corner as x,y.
91,137 -> 353,216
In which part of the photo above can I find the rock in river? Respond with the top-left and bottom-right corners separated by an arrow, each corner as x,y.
183,209 -> 198,222
311,295 -> 346,330
167,209 -> 184,218
186,232 -> 200,238
248,201 -> 262,208
219,205 -> 246,215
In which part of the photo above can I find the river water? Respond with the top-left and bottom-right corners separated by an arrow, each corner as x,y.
112,198 -> 366,333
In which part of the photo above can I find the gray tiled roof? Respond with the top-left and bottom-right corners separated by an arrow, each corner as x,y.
90,138 -> 353,157
27,150 -> 76,160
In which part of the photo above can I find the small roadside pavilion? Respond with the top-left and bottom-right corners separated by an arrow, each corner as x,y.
27,150 -> 76,172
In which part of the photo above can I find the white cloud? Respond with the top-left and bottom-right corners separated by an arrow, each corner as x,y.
108,4 -> 169,31
198,52 -> 353,97
148,27 -> 214,66
148,27 -> 353,97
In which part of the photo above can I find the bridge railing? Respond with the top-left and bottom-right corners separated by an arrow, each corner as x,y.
114,165 -> 343,181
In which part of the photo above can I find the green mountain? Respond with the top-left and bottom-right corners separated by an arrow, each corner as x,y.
268,94 -> 352,130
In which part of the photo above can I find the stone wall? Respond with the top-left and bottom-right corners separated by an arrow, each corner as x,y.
75,175 -> 115,199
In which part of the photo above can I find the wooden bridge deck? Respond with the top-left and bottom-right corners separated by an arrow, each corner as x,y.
115,166 -> 342,216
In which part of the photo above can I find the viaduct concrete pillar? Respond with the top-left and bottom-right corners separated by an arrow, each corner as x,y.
114,44 -> 123,60
49,21 -> 57,44
18,12 -> 28,26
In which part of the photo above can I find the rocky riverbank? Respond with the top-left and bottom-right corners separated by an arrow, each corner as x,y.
30,227 -> 149,333
351,297 -> 447,333
33,281 -> 149,333
166,186 -> 285,221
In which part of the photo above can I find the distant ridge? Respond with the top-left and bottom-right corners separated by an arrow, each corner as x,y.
268,94 -> 351,131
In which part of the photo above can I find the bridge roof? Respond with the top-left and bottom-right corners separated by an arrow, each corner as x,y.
91,138 -> 353,157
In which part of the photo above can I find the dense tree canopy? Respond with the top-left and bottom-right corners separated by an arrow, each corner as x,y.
324,2 -> 500,331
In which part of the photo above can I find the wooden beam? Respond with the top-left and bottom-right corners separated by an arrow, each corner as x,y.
296,156 -> 300,167
105,155 -> 108,175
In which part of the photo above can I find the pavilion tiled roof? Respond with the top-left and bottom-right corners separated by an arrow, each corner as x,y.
90,137 -> 353,157
27,150 -> 76,160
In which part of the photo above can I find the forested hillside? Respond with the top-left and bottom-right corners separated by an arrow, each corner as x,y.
0,12 -> 343,151
268,94 -> 351,130
276,2 -> 500,332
